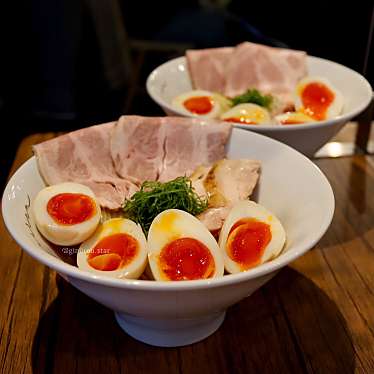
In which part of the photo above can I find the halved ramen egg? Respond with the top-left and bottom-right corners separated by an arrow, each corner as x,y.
33,182 -> 101,246
275,111 -> 315,125
77,218 -> 148,279
147,209 -> 224,281
218,201 -> 286,273
220,103 -> 271,125
172,90 -> 224,118
295,76 -> 344,120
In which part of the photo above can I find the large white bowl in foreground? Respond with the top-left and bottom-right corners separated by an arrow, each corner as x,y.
2,129 -> 334,347
147,56 -> 372,156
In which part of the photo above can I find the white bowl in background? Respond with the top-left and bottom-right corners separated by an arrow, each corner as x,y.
2,129 -> 334,347
146,56 -> 372,157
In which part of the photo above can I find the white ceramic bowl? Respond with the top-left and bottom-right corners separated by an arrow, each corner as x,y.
147,56 -> 372,156
2,129 -> 334,347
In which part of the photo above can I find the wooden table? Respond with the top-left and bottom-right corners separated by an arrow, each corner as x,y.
2,133 -> 374,374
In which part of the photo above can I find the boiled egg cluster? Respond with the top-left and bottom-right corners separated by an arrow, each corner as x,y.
34,183 -> 286,280
173,90 -> 272,125
174,74 -> 344,126
172,90 -> 230,118
147,202 -> 285,280
33,182 -> 101,246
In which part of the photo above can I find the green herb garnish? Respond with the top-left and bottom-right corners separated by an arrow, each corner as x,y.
231,88 -> 273,109
122,176 -> 208,235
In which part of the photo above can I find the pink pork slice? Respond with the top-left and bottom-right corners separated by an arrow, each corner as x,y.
223,42 -> 307,98
111,116 -> 166,182
192,159 -> 261,232
111,116 -> 233,183
33,122 -> 138,210
186,47 -> 234,93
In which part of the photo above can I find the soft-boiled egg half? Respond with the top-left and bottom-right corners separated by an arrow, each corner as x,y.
172,90 -> 229,118
218,201 -> 286,273
33,182 -> 101,246
295,76 -> 344,121
220,103 -> 271,125
77,218 -> 148,279
275,111 -> 315,125
148,209 -> 224,281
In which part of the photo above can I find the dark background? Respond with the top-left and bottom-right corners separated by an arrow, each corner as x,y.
0,1 -> 373,187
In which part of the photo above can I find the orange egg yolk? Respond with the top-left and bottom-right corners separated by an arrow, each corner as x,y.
159,237 -> 215,281
183,96 -> 213,115
300,82 -> 335,120
227,218 -> 271,270
224,117 -> 257,124
47,193 -> 95,225
280,119 -> 305,125
87,233 -> 138,271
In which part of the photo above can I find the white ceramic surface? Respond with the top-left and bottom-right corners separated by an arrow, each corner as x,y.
2,129 -> 334,347
146,56 -> 372,156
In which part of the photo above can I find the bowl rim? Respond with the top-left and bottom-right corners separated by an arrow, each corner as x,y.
146,55 -> 373,131
2,128 -> 335,291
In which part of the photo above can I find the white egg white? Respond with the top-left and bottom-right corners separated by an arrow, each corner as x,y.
172,90 -> 223,118
33,182 -> 101,246
147,209 -> 224,281
218,201 -> 286,274
220,103 -> 272,125
77,218 -> 148,279
275,111 -> 315,125
294,76 -> 344,120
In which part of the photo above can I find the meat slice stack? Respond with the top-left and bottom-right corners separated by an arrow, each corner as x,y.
34,116 -> 233,210
186,41 -> 307,105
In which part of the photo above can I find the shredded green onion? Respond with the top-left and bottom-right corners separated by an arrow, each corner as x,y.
122,176 -> 208,235
231,88 -> 273,109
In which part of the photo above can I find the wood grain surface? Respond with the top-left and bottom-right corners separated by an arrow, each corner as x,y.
1,134 -> 374,373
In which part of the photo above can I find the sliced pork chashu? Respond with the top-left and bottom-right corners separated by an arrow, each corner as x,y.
190,159 -> 261,231
34,116 -> 233,210
111,115 -> 232,183
33,122 -> 139,210
191,159 -> 261,207
187,41 -> 307,109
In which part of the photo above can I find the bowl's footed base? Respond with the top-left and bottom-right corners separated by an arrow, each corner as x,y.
114,311 -> 226,347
